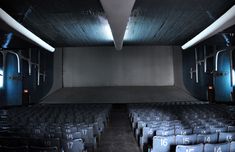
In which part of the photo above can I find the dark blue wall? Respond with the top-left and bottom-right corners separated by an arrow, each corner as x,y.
182,44 -> 234,102
0,48 -> 53,106
29,49 -> 53,103
183,45 -> 213,100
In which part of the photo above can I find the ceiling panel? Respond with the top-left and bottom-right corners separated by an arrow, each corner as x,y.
124,0 -> 235,45
0,0 -> 235,47
0,0 -> 113,47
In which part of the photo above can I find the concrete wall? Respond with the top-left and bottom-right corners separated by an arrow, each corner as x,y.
47,48 -> 63,95
63,46 -> 174,87
173,46 -> 186,91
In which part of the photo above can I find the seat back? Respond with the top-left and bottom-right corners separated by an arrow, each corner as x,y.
0,137 -> 28,147
152,135 -> 175,152
0,146 -> 28,152
62,127 -> 77,134
30,128 -> 45,138
175,128 -> 192,135
197,133 -> 218,144
176,144 -> 203,152
204,143 -> 230,152
228,126 -> 235,132
193,127 -> 209,134
140,127 -> 156,151
49,132 -> 62,138
176,134 -> 197,145
210,126 -> 227,133
218,132 -> 235,142
72,132 -> 82,139
29,146 -> 58,152
156,129 -> 174,136
230,141 -> 235,152
62,139 -> 84,152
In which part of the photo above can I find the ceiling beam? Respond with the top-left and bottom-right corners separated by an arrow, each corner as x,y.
100,0 -> 135,50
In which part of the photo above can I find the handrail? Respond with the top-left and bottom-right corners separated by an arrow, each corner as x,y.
3,50 -> 21,73
215,49 -> 227,72
215,47 -> 235,71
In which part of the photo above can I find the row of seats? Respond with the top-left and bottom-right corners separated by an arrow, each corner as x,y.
151,135 -> 235,152
175,142 -> 234,152
128,102 -> 235,152
0,137 -> 83,152
0,104 -> 111,152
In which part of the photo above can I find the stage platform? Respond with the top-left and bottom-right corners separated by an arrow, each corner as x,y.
42,86 -> 198,104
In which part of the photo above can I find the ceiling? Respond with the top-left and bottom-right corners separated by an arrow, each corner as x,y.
0,0 -> 235,48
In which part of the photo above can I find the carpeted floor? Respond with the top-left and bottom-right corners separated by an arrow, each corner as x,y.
97,104 -> 141,152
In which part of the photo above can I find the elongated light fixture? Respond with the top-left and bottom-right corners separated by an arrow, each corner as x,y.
182,5 -> 235,50
0,8 -> 55,52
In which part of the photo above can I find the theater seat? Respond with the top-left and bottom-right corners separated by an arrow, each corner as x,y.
140,127 -> 155,150
135,121 -> 147,140
0,137 -> 28,147
175,128 -> 192,135
193,127 -> 210,134
156,129 -> 175,136
63,131 -> 82,140
197,133 -> 218,144
230,141 -> 235,152
0,146 -> 28,152
62,138 -> 84,152
62,127 -> 77,134
210,126 -> 228,133
218,132 -> 235,142
176,144 -> 203,152
129,103 -> 235,152
152,135 -> 175,152
29,138 -> 61,152
47,132 -> 63,138
204,143 -> 230,152
228,126 -> 235,132
29,146 -> 58,152
176,134 -> 197,145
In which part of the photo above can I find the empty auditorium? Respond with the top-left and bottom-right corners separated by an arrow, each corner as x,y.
0,0 -> 235,152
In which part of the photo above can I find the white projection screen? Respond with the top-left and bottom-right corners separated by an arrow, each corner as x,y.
63,46 -> 174,87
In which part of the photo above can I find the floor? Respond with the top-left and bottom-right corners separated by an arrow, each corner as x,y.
97,104 -> 141,152
42,86 -> 197,103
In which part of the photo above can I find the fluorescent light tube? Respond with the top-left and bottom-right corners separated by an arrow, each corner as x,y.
182,5 -> 235,50
0,8 -> 55,52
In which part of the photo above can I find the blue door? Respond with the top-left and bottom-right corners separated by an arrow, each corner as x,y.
214,51 -> 233,102
5,54 -> 22,105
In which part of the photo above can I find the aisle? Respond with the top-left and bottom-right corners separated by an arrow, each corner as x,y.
97,104 -> 140,152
